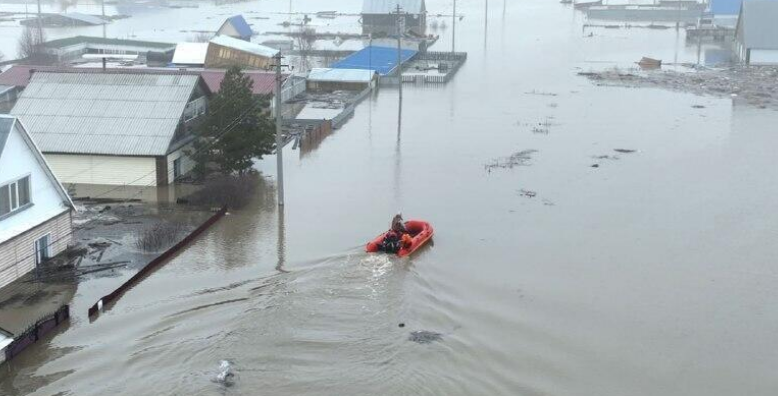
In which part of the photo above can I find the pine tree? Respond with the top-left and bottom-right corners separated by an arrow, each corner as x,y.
192,66 -> 275,176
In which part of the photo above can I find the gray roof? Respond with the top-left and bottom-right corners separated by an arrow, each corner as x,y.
63,12 -> 107,25
737,1 -> 778,49
362,0 -> 426,14
11,72 -> 201,157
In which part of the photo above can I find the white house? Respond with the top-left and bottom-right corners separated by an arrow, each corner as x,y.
0,116 -> 74,290
734,1 -> 778,65
11,71 -> 210,187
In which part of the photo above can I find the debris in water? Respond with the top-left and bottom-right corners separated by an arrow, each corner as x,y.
692,105 -> 706,109
398,323 -> 405,328
519,189 -> 537,198
524,89 -> 558,97
214,360 -> 234,386
408,331 -> 443,344
485,150 -> 538,172
614,149 -> 636,154
591,164 -> 600,168
593,154 -> 619,160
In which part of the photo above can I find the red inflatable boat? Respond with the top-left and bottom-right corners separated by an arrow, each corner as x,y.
366,220 -> 434,258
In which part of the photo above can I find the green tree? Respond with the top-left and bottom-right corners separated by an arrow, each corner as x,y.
193,66 -> 275,176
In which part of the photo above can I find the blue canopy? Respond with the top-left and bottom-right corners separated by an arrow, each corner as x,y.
331,46 -> 417,76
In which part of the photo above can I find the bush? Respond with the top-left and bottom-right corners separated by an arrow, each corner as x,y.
185,174 -> 259,210
135,222 -> 185,252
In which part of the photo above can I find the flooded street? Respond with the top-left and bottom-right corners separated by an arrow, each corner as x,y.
3,0 -> 778,395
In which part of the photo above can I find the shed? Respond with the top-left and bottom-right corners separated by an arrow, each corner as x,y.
10,71 -> 210,187
217,15 -> 253,41
307,68 -> 377,91
20,12 -> 107,27
735,0 -> 778,65
172,42 -> 209,66
41,36 -> 176,63
205,35 -> 279,70
331,46 -> 417,76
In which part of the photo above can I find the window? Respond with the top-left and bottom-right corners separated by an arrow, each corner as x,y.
0,175 -> 31,217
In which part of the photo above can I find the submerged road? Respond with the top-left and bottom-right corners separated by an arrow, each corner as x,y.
3,0 -> 778,395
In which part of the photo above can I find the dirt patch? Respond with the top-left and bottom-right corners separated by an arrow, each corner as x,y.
579,66 -> 778,110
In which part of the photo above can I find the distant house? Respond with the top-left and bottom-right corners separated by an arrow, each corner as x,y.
734,0 -> 778,65
0,116 -> 74,290
362,0 -> 427,36
205,35 -> 279,70
216,15 -> 253,41
11,71 -> 211,187
20,12 -> 107,28
307,68 -> 378,92
41,36 -> 176,64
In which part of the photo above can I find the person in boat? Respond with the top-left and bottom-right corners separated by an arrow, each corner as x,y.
382,213 -> 412,253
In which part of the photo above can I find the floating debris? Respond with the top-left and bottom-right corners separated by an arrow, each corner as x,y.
614,149 -> 637,154
524,89 -> 558,97
485,150 -> 538,172
691,104 -> 706,109
519,189 -> 537,198
408,331 -> 443,344
214,360 -> 235,386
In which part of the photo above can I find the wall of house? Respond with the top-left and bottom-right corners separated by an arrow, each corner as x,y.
748,49 -> 778,65
204,43 -> 273,69
0,211 -> 71,289
166,142 -> 196,184
45,154 -> 157,186
217,23 -> 241,38
307,81 -> 370,92
0,121 -> 71,244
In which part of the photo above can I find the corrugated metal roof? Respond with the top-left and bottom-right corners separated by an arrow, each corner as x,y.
331,46 -> 417,76
308,68 -> 376,83
222,15 -> 253,39
209,35 -> 279,59
10,72 -> 201,157
738,0 -> 778,49
172,42 -> 209,65
200,70 -> 281,95
363,0 -> 426,14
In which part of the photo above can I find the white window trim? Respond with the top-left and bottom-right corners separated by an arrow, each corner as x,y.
0,173 -> 32,219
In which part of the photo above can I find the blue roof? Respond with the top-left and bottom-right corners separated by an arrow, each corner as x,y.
710,0 -> 742,15
331,46 -> 417,76
226,15 -> 253,38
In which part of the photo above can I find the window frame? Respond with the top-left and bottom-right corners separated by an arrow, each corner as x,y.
0,174 -> 33,220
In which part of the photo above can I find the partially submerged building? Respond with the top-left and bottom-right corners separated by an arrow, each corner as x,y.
734,0 -> 778,65
307,68 -> 378,92
0,115 -> 74,290
216,15 -> 253,41
362,0 -> 427,36
20,12 -> 107,28
205,35 -> 279,69
41,36 -> 176,64
11,71 -> 210,186
331,45 -> 417,76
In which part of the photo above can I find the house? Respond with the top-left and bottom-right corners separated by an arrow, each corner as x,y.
20,12 -> 107,28
0,116 -> 74,290
307,68 -> 378,92
205,35 -> 279,70
10,71 -> 211,187
331,45 -> 418,76
41,36 -> 176,64
362,0 -> 427,36
734,0 -> 778,65
216,15 -> 253,41
172,42 -> 210,67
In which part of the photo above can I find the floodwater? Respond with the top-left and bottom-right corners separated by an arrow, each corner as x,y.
4,0 -> 778,395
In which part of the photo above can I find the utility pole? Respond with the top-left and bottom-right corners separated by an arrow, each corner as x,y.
102,0 -> 106,38
395,4 -> 404,138
36,0 -> 43,45
452,0 -> 456,53
274,52 -> 285,207
484,0 -> 489,49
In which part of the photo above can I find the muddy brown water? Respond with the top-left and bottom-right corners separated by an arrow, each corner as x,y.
3,0 -> 778,395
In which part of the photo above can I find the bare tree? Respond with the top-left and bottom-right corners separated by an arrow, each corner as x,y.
189,31 -> 213,43
17,26 -> 47,60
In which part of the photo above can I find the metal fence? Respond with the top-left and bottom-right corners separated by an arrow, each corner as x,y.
5,305 -> 70,362
331,86 -> 374,129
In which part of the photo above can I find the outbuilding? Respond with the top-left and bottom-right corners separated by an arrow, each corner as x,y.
205,35 -> 279,70
11,71 -> 210,187
0,116 -> 74,290
216,15 -> 254,41
734,0 -> 778,65
307,68 -> 378,92
362,0 -> 427,36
